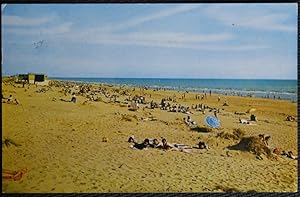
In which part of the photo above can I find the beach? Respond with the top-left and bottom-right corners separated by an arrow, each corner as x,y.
2,78 -> 298,192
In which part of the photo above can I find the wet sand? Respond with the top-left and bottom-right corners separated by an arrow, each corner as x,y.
2,79 -> 297,192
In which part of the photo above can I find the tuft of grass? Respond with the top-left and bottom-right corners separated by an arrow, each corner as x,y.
228,136 -> 274,159
216,132 -> 238,140
121,114 -> 138,122
217,128 -> 245,140
233,128 -> 245,138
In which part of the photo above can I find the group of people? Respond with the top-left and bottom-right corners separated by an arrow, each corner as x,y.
131,95 -> 146,104
2,94 -> 20,105
286,115 -> 296,122
168,104 -> 192,114
128,136 -> 208,153
128,136 -> 174,150
273,148 -> 297,160
239,114 -> 257,124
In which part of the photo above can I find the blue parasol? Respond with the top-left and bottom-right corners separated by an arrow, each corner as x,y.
205,116 -> 221,128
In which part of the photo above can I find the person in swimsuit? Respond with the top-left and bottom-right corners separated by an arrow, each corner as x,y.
133,139 -> 150,150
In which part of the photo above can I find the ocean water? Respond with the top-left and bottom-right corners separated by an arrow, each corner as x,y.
51,78 -> 297,101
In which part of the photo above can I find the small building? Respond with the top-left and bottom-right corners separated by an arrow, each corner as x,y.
16,73 -> 49,85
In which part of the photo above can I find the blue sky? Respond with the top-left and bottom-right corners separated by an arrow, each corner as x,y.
1,3 -> 297,79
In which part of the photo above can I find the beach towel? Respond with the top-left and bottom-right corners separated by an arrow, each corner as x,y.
205,116 -> 220,128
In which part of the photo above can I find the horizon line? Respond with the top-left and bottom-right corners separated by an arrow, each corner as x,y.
48,76 -> 297,81
2,74 -> 297,80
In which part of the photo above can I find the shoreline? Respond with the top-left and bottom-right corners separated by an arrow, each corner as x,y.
49,78 -> 297,102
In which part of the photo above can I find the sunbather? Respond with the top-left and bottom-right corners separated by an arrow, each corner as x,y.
157,138 -> 173,150
149,138 -> 159,148
132,139 -> 150,150
239,118 -> 249,124
7,95 -> 13,103
287,151 -> 297,160
198,141 -> 209,149
286,115 -> 296,122
2,168 -> 27,181
128,136 -> 135,143
187,116 -> 196,125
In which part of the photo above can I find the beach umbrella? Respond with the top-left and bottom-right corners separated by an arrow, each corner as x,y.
205,116 -> 220,128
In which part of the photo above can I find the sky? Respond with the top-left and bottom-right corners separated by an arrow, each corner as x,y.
1,3 -> 298,79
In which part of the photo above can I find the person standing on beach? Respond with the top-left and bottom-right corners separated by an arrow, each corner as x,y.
71,93 -> 76,103
214,110 -> 218,118
209,90 -> 211,96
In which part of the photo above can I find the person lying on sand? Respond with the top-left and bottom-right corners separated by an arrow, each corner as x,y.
2,168 -> 27,181
149,138 -> 160,148
131,139 -> 150,150
184,116 -> 196,126
171,143 -> 192,153
7,95 -> 13,103
223,101 -> 229,106
128,136 -> 136,143
239,118 -> 249,124
287,151 -> 298,160
273,148 -> 281,155
235,111 -> 246,115
281,151 -> 298,159
11,99 -> 20,105
198,141 -> 209,150
157,138 -> 173,150
286,115 -> 296,122
155,138 -> 192,153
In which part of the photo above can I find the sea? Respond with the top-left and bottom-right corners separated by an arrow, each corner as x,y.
51,78 -> 298,102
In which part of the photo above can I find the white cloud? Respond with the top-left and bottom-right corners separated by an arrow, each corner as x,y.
204,5 -> 296,32
100,5 -> 200,32
66,31 -> 267,51
4,22 -> 73,35
2,15 -> 54,26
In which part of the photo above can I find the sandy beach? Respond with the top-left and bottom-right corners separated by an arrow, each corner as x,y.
2,78 -> 297,192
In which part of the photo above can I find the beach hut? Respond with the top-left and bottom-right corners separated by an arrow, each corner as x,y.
16,73 -> 49,85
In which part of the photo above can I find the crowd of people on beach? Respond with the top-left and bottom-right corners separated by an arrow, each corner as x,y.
3,79 -> 297,161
